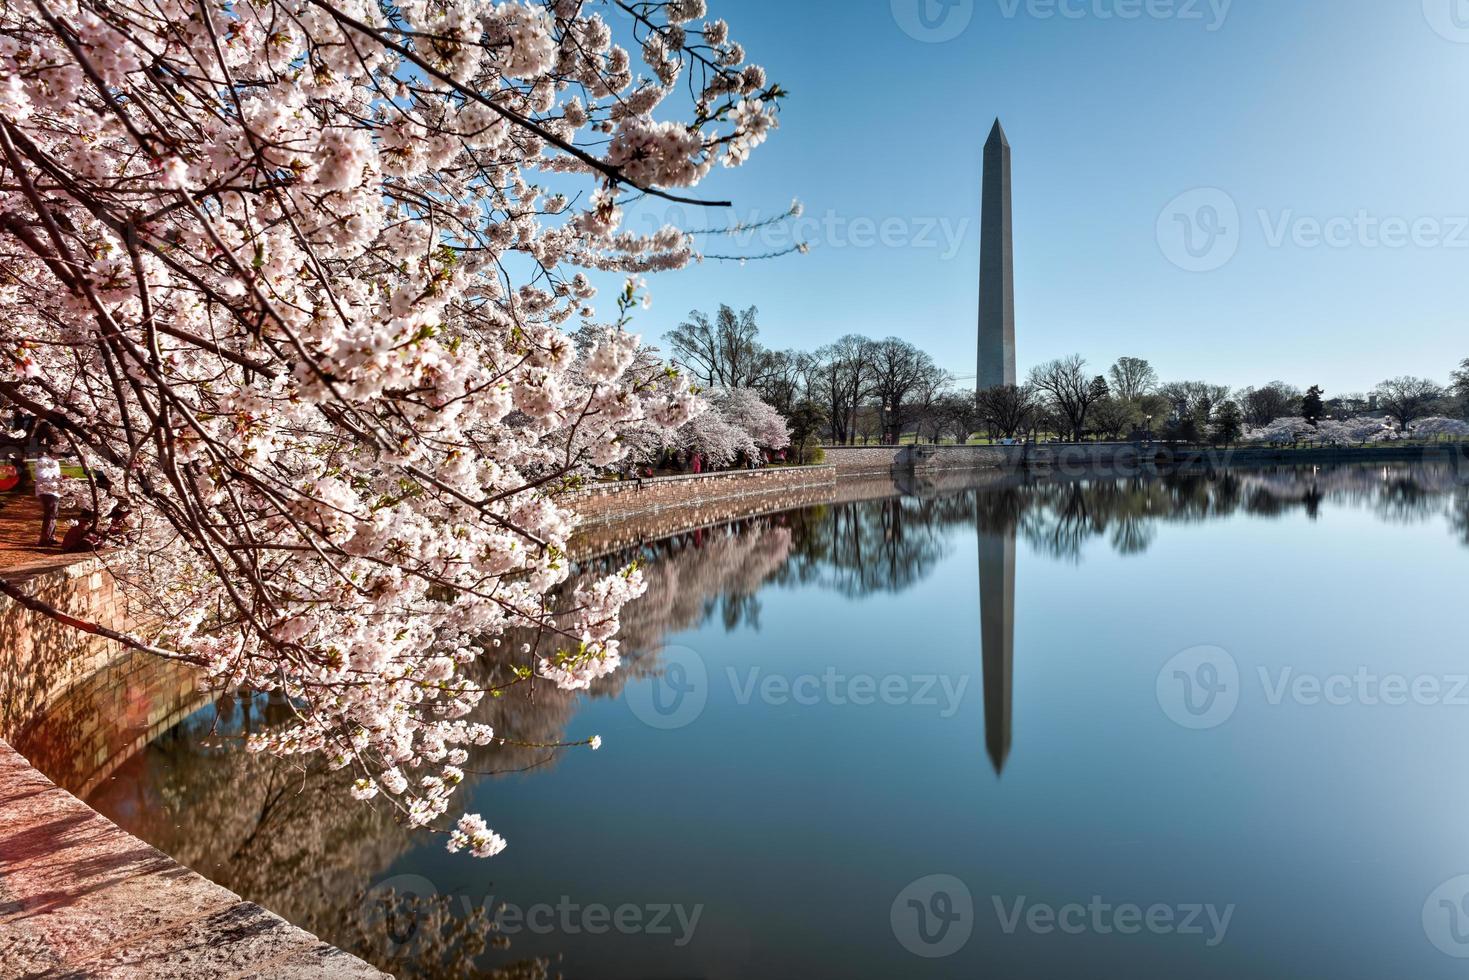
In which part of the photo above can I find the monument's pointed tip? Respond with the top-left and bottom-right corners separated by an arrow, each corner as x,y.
987,742 -> 1010,775
987,118 -> 1009,147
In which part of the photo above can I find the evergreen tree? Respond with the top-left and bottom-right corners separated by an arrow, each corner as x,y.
1302,385 -> 1326,424
1211,401 -> 1244,445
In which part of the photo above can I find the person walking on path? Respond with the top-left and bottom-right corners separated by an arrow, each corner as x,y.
31,425 -> 64,547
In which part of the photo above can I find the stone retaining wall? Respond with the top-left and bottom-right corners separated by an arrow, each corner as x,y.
567,465 -> 837,525
820,443 -> 1027,473
13,648 -> 206,800
820,443 -> 1171,474
819,445 -> 910,473
0,561 -> 387,977
568,465 -> 839,558
0,738 -> 386,977
0,559 -> 136,743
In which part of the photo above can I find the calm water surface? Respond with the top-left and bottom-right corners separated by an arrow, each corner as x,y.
85,463 -> 1469,978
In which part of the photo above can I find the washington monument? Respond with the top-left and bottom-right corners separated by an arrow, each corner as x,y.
978,119 -> 1017,390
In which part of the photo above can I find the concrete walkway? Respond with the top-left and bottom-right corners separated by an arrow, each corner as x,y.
0,739 -> 388,979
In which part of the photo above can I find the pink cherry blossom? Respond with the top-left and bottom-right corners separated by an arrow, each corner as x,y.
0,0 -> 778,857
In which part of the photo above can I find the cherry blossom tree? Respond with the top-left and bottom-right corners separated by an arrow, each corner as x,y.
1243,416 -> 1399,446
1409,417 -> 1469,440
0,0 -> 781,855
670,400 -> 753,469
707,386 -> 789,452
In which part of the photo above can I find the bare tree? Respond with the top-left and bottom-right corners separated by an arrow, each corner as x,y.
908,363 -> 956,443
1107,357 -> 1159,401
1028,356 -> 1105,441
1238,382 -> 1302,427
1089,397 -> 1141,440
978,384 -> 1040,440
1158,381 -> 1232,423
934,393 -> 983,444
1374,376 -> 1446,429
753,349 -> 813,417
1451,359 -> 1469,419
812,335 -> 876,445
666,305 -> 772,390
869,338 -> 938,443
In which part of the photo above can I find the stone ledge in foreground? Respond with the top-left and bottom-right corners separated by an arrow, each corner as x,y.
0,738 -> 388,979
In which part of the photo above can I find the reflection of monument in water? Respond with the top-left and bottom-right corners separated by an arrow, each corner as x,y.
972,487 -> 1023,775
978,517 -> 1015,776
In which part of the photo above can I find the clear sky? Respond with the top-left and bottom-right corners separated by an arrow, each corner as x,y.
614,0 -> 1469,395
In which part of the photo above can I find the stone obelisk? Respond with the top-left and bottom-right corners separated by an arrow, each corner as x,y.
978,119 -> 1017,390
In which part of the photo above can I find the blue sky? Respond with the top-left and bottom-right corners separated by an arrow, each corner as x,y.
613,0 -> 1469,395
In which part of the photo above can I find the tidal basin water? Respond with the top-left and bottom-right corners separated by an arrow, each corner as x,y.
84,462 -> 1469,978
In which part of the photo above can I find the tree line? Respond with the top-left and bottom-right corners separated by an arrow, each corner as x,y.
666,305 -> 1469,448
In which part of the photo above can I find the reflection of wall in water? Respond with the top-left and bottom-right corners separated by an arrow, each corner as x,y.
12,648 -> 205,798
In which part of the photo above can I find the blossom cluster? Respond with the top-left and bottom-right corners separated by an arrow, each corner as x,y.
0,0 -> 777,855
1243,417 -> 1400,445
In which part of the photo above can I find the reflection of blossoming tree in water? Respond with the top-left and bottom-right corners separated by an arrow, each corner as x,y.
90,519 -> 798,976
91,696 -> 530,977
